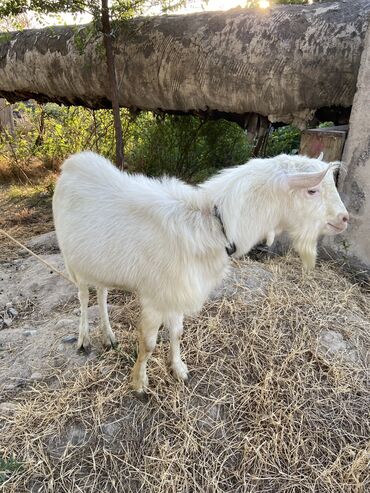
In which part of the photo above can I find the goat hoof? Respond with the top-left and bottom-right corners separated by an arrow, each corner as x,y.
77,343 -> 91,355
102,338 -> 118,350
133,390 -> 149,403
170,361 -> 189,381
131,373 -> 149,395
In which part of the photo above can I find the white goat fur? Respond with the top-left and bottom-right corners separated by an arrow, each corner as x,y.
53,151 -> 348,392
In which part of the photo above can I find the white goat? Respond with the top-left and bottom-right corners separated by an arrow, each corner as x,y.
53,151 -> 348,392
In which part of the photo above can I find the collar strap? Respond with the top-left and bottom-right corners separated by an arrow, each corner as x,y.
213,205 -> 236,257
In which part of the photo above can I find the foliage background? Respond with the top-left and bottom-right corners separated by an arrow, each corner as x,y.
0,0 -> 318,184
0,101 -> 305,183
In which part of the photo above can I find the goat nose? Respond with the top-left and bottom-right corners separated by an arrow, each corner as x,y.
338,212 -> 349,223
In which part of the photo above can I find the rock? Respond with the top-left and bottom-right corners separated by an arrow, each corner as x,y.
7,307 -> 18,317
67,425 -> 88,445
99,412 -> 139,452
55,319 -> 75,330
3,384 -> 16,391
53,356 -> 66,368
30,372 -> 43,381
24,329 -> 37,336
1,317 -> 12,328
47,425 -> 88,459
319,329 -> 360,364
62,335 -> 77,344
211,262 -> 273,302
0,253 -> 75,313
101,421 -> 121,440
26,231 -> 59,253
0,401 -> 18,415
0,305 -> 19,329
320,330 -> 348,352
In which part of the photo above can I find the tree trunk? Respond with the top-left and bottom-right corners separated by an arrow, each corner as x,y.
0,1 -> 369,126
0,98 -> 14,135
101,0 -> 125,169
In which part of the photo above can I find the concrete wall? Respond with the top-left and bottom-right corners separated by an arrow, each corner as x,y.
323,23 -> 370,273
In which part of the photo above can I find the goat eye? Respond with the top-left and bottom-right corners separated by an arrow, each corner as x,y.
307,189 -> 319,196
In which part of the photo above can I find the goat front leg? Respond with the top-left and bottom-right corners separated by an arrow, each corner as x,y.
97,287 -> 117,349
131,305 -> 162,393
165,314 -> 188,381
77,284 -> 90,353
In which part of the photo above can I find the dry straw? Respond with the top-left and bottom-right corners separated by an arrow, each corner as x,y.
0,256 -> 369,492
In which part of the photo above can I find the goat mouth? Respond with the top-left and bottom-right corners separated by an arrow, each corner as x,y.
327,222 -> 347,233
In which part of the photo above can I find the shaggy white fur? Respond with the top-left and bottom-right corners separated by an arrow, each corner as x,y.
53,151 -> 348,392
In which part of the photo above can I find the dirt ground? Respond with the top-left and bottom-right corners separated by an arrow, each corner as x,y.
0,186 -> 369,492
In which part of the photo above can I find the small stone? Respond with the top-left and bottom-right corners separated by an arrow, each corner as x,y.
3,384 -> 16,391
55,319 -> 75,330
15,379 -> 26,389
0,402 -> 18,415
73,308 -> 80,316
101,421 -> 121,439
7,307 -> 18,317
53,356 -> 65,368
2,317 -> 12,327
319,329 -> 348,353
26,231 -> 59,252
5,302 -> 12,308
62,334 -> 77,344
24,329 -> 37,336
30,372 -> 43,381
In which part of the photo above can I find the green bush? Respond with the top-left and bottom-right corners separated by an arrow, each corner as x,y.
3,102 -> 318,184
127,114 -> 252,182
0,103 -> 119,168
1,104 -> 253,183
265,125 -> 301,157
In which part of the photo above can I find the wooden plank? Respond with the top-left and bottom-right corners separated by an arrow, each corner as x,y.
299,125 -> 348,162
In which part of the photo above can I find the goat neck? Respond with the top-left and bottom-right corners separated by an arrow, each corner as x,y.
200,162 -> 284,257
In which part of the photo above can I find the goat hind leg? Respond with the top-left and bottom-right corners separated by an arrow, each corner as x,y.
77,284 -> 90,353
97,287 -> 117,349
131,306 -> 161,393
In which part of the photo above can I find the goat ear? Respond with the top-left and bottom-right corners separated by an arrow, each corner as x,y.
318,151 -> 324,161
285,166 -> 330,190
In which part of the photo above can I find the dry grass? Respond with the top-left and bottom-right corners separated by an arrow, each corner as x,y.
0,257 -> 369,492
0,177 -> 55,261
0,157 -> 59,185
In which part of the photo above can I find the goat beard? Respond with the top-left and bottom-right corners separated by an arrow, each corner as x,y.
292,234 -> 318,271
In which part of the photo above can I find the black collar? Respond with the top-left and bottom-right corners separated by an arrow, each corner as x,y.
213,205 -> 236,257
